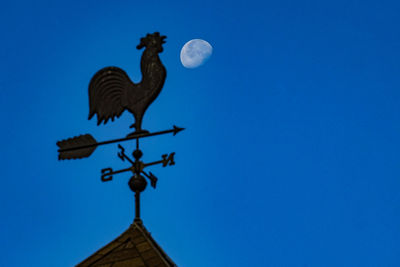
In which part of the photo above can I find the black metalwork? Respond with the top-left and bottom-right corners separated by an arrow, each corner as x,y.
57,125 -> 183,160
100,144 -> 175,185
57,33 -> 184,222
99,140 -> 175,222
88,32 -> 167,134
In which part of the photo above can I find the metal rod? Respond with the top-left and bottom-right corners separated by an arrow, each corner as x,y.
135,192 -> 140,221
143,160 -> 163,167
58,125 -> 184,153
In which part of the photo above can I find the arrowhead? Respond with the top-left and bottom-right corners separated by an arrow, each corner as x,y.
149,172 -> 158,188
173,125 -> 185,136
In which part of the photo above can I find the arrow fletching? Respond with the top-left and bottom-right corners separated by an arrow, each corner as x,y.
57,134 -> 97,160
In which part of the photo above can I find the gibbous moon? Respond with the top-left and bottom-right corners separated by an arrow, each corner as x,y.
180,39 -> 213,68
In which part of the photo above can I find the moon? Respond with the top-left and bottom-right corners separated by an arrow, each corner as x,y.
180,39 -> 213,68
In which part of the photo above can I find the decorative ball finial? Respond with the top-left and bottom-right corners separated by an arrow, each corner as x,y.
133,149 -> 143,160
128,174 -> 148,193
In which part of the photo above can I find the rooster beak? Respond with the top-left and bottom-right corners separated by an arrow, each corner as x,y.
137,37 -> 145,49
161,36 -> 167,44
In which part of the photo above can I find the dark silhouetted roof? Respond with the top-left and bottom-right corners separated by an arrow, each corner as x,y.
76,220 -> 177,267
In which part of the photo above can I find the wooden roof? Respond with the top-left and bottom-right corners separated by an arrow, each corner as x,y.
76,220 -> 177,267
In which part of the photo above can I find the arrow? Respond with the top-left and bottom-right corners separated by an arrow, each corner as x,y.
57,125 -> 184,160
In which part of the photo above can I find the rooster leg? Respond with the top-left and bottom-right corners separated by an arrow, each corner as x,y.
129,121 -> 137,129
127,114 -> 149,137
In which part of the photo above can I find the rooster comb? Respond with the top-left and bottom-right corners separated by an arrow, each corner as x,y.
137,32 -> 167,49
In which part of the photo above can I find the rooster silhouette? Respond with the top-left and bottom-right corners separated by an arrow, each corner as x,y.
88,32 -> 167,134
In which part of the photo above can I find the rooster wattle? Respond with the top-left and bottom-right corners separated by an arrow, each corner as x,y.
88,32 -> 167,135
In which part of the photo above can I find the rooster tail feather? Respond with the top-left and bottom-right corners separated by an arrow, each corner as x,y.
88,66 -> 132,126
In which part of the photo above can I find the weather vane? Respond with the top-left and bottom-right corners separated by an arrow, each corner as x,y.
57,32 -> 184,223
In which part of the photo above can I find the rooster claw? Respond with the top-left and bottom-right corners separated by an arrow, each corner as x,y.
128,121 -> 149,137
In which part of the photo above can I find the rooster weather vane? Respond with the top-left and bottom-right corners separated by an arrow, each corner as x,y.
57,32 -> 184,222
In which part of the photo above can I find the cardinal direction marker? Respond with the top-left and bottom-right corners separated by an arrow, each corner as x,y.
162,153 -> 175,167
101,166 -> 134,182
101,168 -> 113,182
56,125 -> 184,160
118,144 -> 135,165
143,152 -> 176,168
100,144 -> 175,189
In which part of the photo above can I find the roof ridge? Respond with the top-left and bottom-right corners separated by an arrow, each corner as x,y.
75,221 -> 177,267
132,221 -> 177,267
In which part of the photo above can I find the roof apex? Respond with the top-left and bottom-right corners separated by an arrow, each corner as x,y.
76,221 -> 177,267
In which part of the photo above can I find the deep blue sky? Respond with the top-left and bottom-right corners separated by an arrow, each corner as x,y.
1,1 -> 400,266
